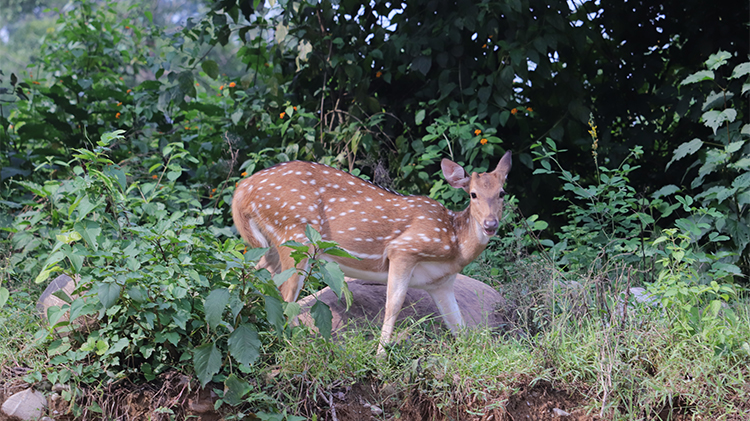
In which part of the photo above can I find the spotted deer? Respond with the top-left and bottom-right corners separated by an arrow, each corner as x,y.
232,151 -> 512,353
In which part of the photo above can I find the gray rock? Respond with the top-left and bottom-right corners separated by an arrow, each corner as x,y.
1,388 -> 47,420
36,274 -> 79,322
36,274 -> 94,333
616,286 -> 661,319
296,274 -> 508,336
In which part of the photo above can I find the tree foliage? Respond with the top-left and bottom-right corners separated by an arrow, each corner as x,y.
0,1 -> 749,414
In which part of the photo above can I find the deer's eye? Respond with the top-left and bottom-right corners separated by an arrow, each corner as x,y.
470,192 -> 477,199
498,190 -> 506,199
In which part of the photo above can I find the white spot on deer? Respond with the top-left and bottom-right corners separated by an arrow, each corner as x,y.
348,227 -> 356,231
444,245 -> 451,250
300,195 -> 306,200
290,206 -> 296,210
417,216 -> 425,220
375,206 -> 383,210
333,184 -> 340,189
339,212 -> 347,216
354,238 -> 362,241
403,236 -> 413,241
362,218 -> 369,222
353,201 -> 360,205
300,217 -> 308,223
366,238 -> 374,242
295,171 -> 301,175
337,230 -> 345,234
319,187 -> 326,194
322,170 -> 330,174
329,198 -> 337,203
348,181 -> 355,185
365,197 -> 373,202
310,179 -> 316,186
306,172 -> 312,176
339,198 -> 347,202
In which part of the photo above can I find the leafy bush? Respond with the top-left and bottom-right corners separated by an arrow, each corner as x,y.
665,51 -> 750,276
0,131 -> 346,418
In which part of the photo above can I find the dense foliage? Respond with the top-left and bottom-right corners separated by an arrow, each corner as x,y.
0,0 -> 749,418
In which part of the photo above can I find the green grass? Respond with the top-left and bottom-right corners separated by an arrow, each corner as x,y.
0,287 -> 48,375
1,236 -> 748,420
266,282 -> 750,420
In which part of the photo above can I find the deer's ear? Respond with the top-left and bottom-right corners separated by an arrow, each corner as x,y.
491,150 -> 512,179
441,158 -> 470,192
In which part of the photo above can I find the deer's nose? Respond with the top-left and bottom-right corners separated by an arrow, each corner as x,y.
483,219 -> 499,235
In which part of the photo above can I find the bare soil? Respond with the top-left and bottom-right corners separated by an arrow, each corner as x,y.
0,366 -> 704,421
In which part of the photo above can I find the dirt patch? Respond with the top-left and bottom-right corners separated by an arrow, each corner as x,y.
303,378 -> 596,421
502,380 -> 595,421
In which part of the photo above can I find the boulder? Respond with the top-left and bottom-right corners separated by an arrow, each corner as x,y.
36,274 -> 95,333
1,388 -> 47,420
36,274 -> 79,321
297,274 -> 508,336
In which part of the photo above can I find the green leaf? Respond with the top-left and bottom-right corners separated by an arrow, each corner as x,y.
201,60 -> 220,79
193,343 -> 222,387
74,220 -> 101,251
652,184 -> 680,199
412,55 -> 432,76
98,282 -> 121,309
320,261 -> 346,299
264,296 -> 285,337
667,138 -> 703,169
63,246 -> 84,273
244,247 -> 269,262
228,324 -> 261,366
223,374 -> 252,406
681,70 -> 714,85
104,338 -> 129,357
415,109 -> 426,125
705,50 -> 731,71
204,288 -> 230,330
305,224 -> 322,243
324,247 -> 357,259
702,109 -> 737,134
0,287 -> 9,308
311,300 -> 333,339
177,71 -> 196,98
56,231 -> 82,244
272,268 -> 296,287
231,109 -> 243,125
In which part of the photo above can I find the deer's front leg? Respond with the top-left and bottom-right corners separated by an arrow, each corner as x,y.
377,258 -> 416,354
427,275 -> 464,334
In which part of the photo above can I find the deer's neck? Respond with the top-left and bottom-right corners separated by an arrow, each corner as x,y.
452,207 -> 490,267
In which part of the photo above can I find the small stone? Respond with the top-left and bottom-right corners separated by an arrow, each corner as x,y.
369,404 -> 383,415
1,388 -> 48,420
552,407 -> 571,417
